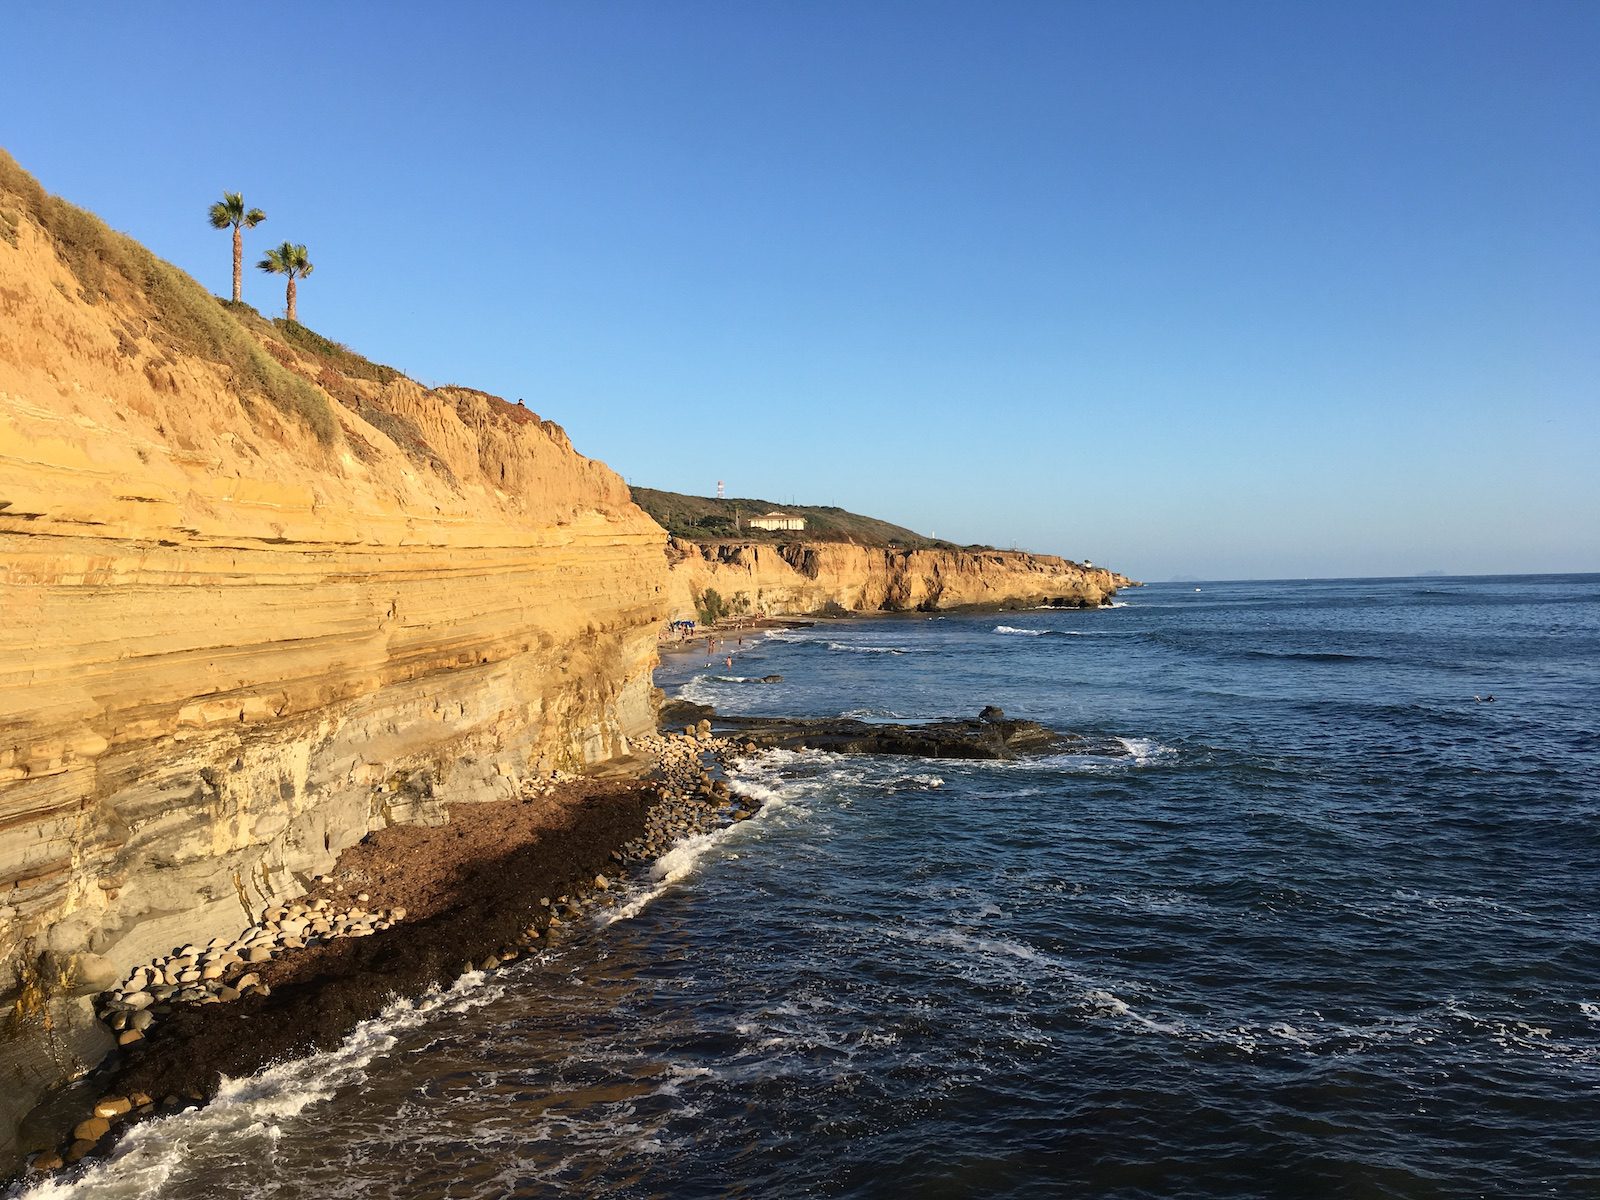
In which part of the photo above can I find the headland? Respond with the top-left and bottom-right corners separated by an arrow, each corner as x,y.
0,152 -> 1129,1179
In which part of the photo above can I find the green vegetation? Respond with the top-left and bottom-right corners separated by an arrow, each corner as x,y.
632,486 -> 978,550
270,318 -> 401,384
206,191 -> 266,303
696,588 -> 728,625
257,241 -> 314,322
0,151 -> 334,442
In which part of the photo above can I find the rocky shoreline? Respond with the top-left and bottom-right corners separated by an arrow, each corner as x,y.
11,700 -> 1076,1185
11,725 -> 759,1184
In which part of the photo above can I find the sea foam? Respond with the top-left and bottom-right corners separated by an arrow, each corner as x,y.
12,976 -> 506,1200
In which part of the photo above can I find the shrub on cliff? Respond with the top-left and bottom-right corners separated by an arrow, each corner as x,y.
697,588 -> 727,625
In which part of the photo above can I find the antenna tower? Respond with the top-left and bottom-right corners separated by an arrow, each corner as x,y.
716,480 -> 725,499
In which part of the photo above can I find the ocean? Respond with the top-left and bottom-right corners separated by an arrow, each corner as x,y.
19,576 -> 1599,1199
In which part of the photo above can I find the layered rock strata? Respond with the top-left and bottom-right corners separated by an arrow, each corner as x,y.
0,159 -> 667,1163
666,538 -> 1131,620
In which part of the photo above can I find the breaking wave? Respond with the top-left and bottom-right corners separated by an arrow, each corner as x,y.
993,625 -> 1087,637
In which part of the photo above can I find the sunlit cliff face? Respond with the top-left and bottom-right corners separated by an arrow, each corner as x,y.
0,166 -> 668,1160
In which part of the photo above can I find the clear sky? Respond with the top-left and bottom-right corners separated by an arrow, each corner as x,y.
6,2 -> 1597,580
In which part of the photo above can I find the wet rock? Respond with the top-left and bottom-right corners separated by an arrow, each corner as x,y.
718,713 -> 1095,760
73,1116 -> 110,1143
93,1096 -> 132,1119
659,698 -> 715,731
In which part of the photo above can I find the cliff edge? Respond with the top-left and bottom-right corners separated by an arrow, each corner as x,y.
0,153 -> 667,1160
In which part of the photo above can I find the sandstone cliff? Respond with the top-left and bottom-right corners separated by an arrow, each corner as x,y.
666,537 -> 1131,621
0,155 -> 667,1158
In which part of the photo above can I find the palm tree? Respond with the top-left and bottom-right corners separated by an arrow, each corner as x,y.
207,192 -> 266,303
257,242 -> 314,323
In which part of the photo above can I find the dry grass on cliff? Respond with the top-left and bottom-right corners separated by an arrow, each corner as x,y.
257,314 -> 404,386
0,150 -> 336,443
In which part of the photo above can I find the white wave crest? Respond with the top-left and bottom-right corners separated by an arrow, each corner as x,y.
602,750 -> 822,926
673,674 -> 720,705
13,975 -> 504,1200
825,641 -> 908,655
993,625 -> 1045,636
984,736 -> 1176,775
1116,736 -> 1175,764
765,628 -> 824,643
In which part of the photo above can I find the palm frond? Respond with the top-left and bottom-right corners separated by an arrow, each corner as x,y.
257,242 -> 313,278
257,242 -> 292,273
208,192 -> 263,229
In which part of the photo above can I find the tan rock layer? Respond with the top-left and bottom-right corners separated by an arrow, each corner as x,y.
665,537 -> 1132,620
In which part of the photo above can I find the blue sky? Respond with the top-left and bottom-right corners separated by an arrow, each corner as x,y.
6,2 -> 1597,579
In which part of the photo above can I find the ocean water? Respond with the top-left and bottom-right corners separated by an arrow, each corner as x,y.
19,576 -> 1600,1199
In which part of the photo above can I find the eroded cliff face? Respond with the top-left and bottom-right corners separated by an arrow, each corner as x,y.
0,160 -> 667,1154
666,538 -> 1131,620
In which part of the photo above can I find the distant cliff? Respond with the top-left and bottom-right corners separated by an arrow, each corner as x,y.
0,152 -> 667,1160
666,538 -> 1130,621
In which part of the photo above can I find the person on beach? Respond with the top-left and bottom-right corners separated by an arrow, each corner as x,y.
725,656 -> 733,669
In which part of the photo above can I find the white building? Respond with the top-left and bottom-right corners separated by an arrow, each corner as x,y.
748,511 -> 806,532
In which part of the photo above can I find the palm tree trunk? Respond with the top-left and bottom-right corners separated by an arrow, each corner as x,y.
231,227 -> 242,303
286,276 -> 297,323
